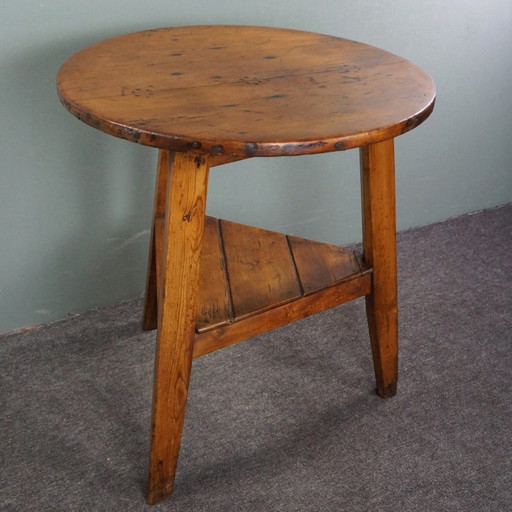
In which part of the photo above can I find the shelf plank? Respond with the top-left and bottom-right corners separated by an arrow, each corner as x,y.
196,217 -> 233,332
219,219 -> 302,320
287,235 -> 362,295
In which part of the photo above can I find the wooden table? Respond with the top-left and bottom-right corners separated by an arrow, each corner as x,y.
57,25 -> 435,505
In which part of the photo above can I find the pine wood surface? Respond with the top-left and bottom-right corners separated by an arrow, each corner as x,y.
220,220 -> 303,320
57,25 -> 435,157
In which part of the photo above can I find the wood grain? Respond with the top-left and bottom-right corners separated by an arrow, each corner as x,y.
196,217 -> 232,331
147,152 -> 209,505
220,219 -> 302,319
57,25 -> 435,156
360,139 -> 398,398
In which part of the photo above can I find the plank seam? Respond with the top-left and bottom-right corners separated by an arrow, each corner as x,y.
217,219 -> 236,325
286,234 -> 305,297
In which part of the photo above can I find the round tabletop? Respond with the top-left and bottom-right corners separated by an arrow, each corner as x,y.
57,25 -> 435,157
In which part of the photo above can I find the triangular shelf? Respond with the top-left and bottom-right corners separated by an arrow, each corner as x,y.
196,217 -> 368,333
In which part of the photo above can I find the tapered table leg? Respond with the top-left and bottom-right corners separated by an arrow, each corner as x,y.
142,150 -> 171,331
146,152 -> 209,505
360,139 -> 398,398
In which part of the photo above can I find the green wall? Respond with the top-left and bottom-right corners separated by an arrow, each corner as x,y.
1,1 -> 511,334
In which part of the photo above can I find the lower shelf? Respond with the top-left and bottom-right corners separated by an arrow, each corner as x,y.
153,215 -> 371,356
189,217 -> 372,357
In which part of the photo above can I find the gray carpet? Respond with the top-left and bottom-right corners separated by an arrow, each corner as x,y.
1,204 -> 511,512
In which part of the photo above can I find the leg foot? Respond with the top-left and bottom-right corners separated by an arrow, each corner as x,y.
376,381 -> 397,399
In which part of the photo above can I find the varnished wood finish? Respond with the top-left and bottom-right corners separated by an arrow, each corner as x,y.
147,152 -> 209,505
56,25 -> 436,506
360,139 -> 398,398
57,25 -> 435,157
